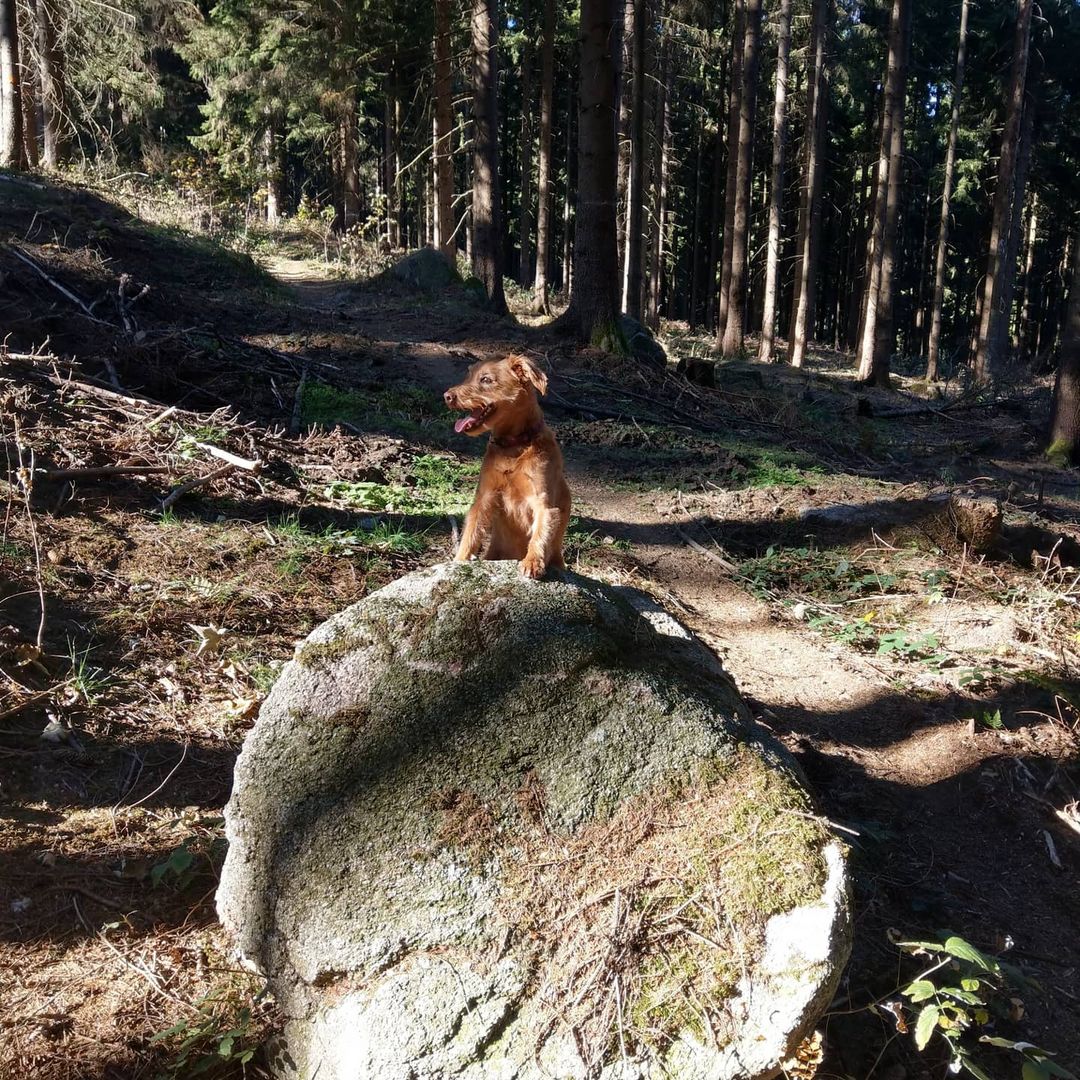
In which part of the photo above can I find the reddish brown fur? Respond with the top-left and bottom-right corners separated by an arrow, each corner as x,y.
444,354 -> 571,578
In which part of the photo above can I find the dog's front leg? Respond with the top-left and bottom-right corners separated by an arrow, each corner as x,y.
456,495 -> 494,562
520,506 -> 563,579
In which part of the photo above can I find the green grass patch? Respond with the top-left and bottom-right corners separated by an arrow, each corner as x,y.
301,382 -> 445,435
270,513 -> 428,556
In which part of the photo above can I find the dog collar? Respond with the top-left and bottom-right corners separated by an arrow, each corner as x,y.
491,420 -> 545,450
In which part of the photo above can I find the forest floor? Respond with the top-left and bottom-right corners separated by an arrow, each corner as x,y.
1,173 -> 1079,1080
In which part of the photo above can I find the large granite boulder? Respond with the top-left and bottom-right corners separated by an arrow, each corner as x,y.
218,563 -> 850,1080
390,247 -> 459,291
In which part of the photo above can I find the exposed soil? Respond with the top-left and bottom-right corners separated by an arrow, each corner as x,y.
1,173 -> 1078,1079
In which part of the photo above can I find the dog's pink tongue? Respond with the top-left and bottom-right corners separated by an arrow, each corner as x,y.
454,416 -> 472,434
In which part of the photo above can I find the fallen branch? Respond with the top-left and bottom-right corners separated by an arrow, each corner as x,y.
37,464 -> 175,481
161,464 -> 235,510
9,246 -> 113,326
674,526 -> 739,573
194,442 -> 262,472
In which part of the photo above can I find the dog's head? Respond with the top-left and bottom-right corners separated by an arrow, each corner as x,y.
443,354 -> 548,437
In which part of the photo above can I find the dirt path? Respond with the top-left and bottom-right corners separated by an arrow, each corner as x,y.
259,252 -> 347,309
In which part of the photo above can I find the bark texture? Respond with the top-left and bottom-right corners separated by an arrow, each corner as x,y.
758,0 -> 792,362
558,0 -> 622,348
1,0 -> 25,168
720,0 -> 763,356
972,0 -> 1034,384
434,0 -> 456,267
622,0 -> 647,319
926,0 -> 969,380
471,0 -> 508,313
532,0 -> 556,312
1049,225 -> 1080,463
786,0 -> 828,368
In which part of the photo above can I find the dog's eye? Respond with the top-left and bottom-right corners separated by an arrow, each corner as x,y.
480,375 -> 493,385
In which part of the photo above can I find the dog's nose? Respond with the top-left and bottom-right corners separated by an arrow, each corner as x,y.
444,389 -> 456,407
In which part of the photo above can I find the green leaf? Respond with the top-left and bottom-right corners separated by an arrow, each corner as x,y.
150,1021 -> 189,1043
904,979 -> 937,1002
915,1005 -> 940,1050
961,1058 -> 995,1080
944,936 -> 993,971
1023,1062 -> 1052,1080
218,1035 -> 234,1057
961,978 -> 981,992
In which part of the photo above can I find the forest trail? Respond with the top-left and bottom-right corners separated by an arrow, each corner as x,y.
260,250 -> 345,309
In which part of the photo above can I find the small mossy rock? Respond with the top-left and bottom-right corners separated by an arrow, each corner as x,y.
390,247 -> 459,291
218,563 -> 850,1080
620,315 -> 668,370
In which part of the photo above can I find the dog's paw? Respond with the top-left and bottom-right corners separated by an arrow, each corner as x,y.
519,554 -> 546,579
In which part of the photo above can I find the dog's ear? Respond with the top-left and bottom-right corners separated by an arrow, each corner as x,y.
508,354 -> 548,396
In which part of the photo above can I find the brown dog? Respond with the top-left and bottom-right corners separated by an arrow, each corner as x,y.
444,354 -> 570,578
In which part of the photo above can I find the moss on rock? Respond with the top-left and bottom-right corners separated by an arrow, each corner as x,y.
218,563 -> 850,1080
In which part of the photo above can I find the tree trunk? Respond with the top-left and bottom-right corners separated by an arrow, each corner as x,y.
865,0 -> 910,388
855,0 -> 905,382
434,0 -> 456,267
558,0 -> 622,347
991,83 -> 1037,366
646,28 -> 672,329
518,0 -> 534,284
1018,193 -> 1038,358
562,71 -> 575,298
342,105 -> 360,228
385,75 -> 402,249
717,0 -> 745,336
1048,224 -> 1080,463
532,0 -> 555,312
18,1 -> 37,169
622,0 -> 647,319
1,0 -> 25,169
926,0 -> 969,380
720,0 -> 763,355
757,0 -> 792,362
972,0 -> 1034,384
616,0 -> 632,276
470,0 -> 508,312
264,121 -> 285,225
35,0 -> 65,169
786,0 -> 827,368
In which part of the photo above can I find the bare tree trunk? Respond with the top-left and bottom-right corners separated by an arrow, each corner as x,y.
532,0 -> 555,311
342,104 -> 360,228
518,0 -> 534,284
558,0 -> 622,347
717,0 -> 745,335
758,0 -> 792,362
264,121 -> 285,225
856,0 -> 905,381
17,1 -> 36,168
973,0 -> 1034,384
866,0 -> 910,387
1,0 -> 25,168
434,0 -> 455,267
562,72 -> 575,298
1048,223 -> 1080,462
991,84 -> 1036,366
35,0 -> 64,168
720,0 -> 763,355
1018,193 -> 1038,357
622,0 -> 646,319
385,75 -> 402,249
786,0 -> 827,368
646,27 -> 672,329
616,0 -> 631,275
925,1 -> 969,379
689,104 -> 705,328
471,0 -> 508,312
